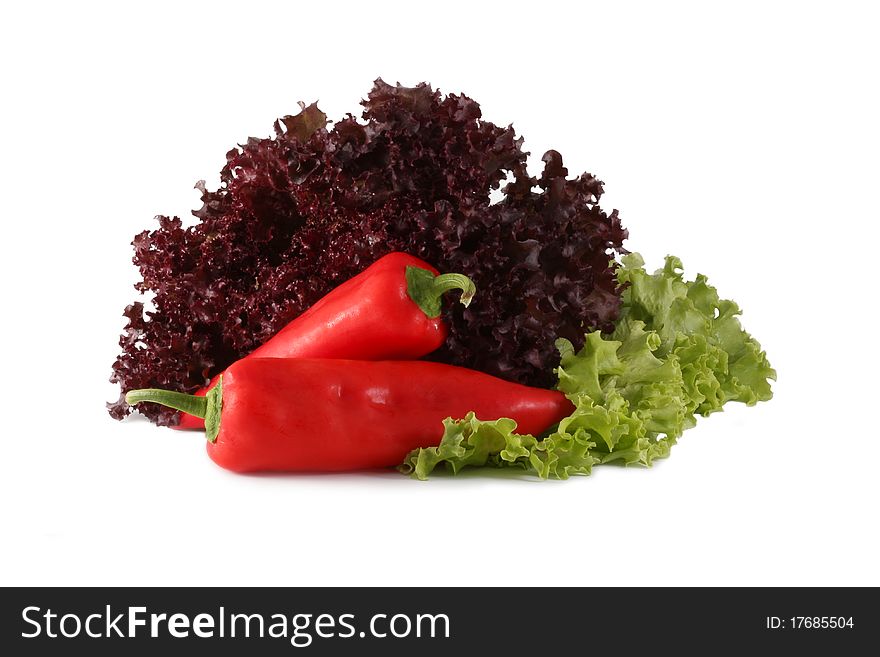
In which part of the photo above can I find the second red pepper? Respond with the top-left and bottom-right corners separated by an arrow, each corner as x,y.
128,358 -> 574,473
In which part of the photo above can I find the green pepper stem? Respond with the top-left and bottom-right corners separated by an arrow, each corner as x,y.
125,389 -> 208,418
126,379 -> 224,443
431,273 -> 476,307
405,266 -> 476,319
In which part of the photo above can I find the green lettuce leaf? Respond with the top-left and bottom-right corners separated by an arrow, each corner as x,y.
401,253 -> 775,479
400,413 -> 599,481
614,253 -> 776,415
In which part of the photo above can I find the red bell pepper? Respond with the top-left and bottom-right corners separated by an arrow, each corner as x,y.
173,252 -> 475,430
127,358 -> 574,473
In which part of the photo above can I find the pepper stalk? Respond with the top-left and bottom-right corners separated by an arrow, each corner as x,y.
126,379 -> 224,442
405,266 -> 475,318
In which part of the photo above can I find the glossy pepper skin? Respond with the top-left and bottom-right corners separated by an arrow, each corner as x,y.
128,358 -> 574,473
174,252 -> 475,429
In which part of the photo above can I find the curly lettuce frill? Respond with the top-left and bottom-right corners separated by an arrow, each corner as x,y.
401,253 -> 775,479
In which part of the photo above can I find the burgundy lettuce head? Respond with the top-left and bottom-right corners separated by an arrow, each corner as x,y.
110,80 -> 627,425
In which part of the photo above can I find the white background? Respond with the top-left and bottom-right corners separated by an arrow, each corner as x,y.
1,1 -> 877,587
